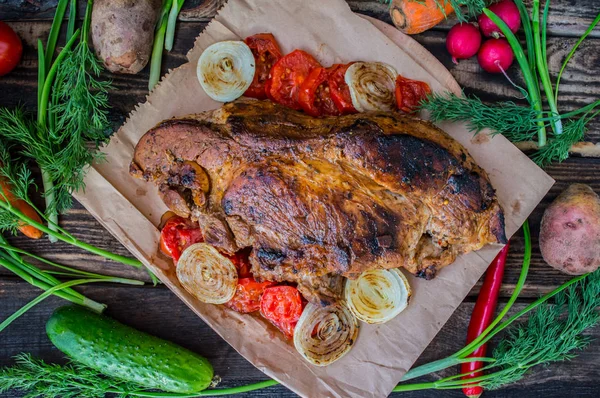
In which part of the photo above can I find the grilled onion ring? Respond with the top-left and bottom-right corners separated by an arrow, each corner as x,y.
345,268 -> 411,324
294,302 -> 359,366
176,243 -> 238,304
344,61 -> 398,112
197,41 -> 255,102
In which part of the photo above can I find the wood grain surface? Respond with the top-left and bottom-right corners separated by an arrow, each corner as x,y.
1,1 -> 599,397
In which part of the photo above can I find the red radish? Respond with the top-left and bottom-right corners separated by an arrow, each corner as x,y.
477,38 -> 514,73
446,23 -> 482,64
478,0 -> 521,38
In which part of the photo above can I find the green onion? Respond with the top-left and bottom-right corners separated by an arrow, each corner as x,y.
532,0 -> 562,135
165,0 -> 185,52
0,277 -> 143,334
555,13 -> 600,101
483,8 -> 547,147
66,0 -> 77,41
44,0 -> 69,72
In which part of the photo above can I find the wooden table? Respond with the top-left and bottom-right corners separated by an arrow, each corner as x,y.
1,1 -> 599,397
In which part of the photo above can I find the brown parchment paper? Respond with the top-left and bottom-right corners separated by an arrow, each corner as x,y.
74,1 -> 555,397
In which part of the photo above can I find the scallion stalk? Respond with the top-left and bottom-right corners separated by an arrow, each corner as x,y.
483,8 -> 547,147
555,13 -> 600,101
165,0 -> 185,52
532,0 -> 562,135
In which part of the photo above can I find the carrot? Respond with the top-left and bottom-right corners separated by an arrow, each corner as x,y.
389,0 -> 455,35
0,176 -> 44,239
461,242 -> 510,397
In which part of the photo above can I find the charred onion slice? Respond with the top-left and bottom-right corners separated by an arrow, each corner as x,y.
176,243 -> 238,304
197,41 -> 255,102
344,62 -> 398,112
294,302 -> 359,366
345,268 -> 411,324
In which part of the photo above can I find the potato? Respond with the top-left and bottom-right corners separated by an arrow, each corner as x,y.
539,184 -> 600,275
91,0 -> 161,74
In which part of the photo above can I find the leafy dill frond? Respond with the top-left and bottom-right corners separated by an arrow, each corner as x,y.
482,271 -> 600,390
40,39 -> 111,214
0,41 -> 111,215
420,92 -> 541,141
0,353 -> 144,398
531,117 -> 587,167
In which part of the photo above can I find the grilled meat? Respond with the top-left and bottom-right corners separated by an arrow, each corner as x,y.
131,99 -> 506,304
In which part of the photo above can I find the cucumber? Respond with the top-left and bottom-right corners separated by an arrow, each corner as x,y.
46,305 -> 213,393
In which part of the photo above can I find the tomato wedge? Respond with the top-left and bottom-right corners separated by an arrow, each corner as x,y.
226,278 -> 276,313
394,75 -> 432,113
269,49 -> 321,110
328,63 -> 357,114
298,67 -> 340,117
260,285 -> 304,338
243,33 -> 282,99
159,216 -> 204,262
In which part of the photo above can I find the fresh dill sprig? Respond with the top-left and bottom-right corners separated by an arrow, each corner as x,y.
420,92 -> 600,166
43,37 -> 111,214
482,270 -> 600,390
0,0 -> 111,217
0,353 -> 144,398
421,91 -> 541,141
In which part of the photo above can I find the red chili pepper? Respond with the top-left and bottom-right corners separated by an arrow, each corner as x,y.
461,241 -> 510,398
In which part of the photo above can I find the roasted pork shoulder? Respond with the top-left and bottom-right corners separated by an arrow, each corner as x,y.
131,99 -> 506,305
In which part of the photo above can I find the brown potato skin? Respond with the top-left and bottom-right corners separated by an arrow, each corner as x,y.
91,0 -> 161,74
540,184 -> 600,275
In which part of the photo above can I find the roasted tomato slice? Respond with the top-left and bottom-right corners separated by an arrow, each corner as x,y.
394,75 -> 432,113
269,49 -> 321,110
298,67 -> 340,117
226,278 -> 276,313
260,285 -> 304,338
227,247 -> 252,278
328,63 -> 357,114
243,33 -> 282,99
159,216 -> 204,262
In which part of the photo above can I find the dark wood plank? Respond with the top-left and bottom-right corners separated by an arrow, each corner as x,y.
2,0 -> 599,38
349,0 -> 600,38
1,280 -> 599,397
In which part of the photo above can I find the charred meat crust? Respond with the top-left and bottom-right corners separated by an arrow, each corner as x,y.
131,99 -> 506,304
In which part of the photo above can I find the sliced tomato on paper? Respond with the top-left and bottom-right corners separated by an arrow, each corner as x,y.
226,278 -> 276,313
327,63 -> 357,114
298,67 -> 340,117
260,285 -> 304,338
394,75 -> 432,113
159,216 -> 204,262
268,49 -> 321,110
243,33 -> 283,99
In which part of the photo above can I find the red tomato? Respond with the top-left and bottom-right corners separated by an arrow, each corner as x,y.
159,216 -> 204,262
244,33 -> 282,99
394,75 -> 432,113
227,247 -> 252,278
260,285 -> 304,338
226,278 -> 276,313
0,22 -> 22,77
327,63 -> 357,114
269,50 -> 321,110
298,67 -> 340,117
